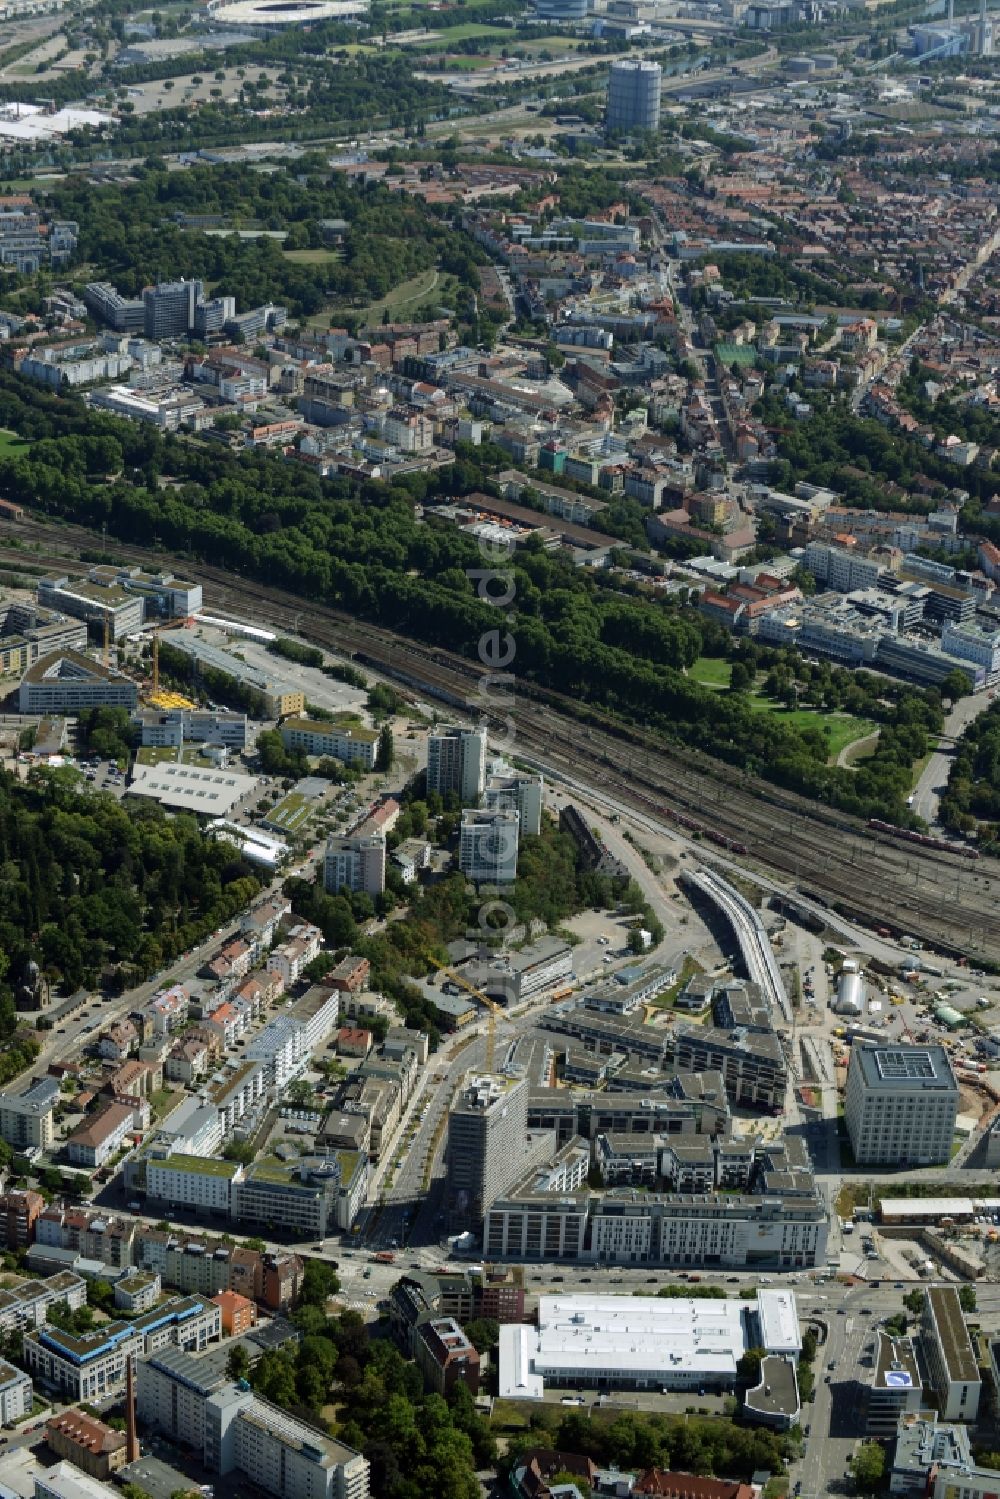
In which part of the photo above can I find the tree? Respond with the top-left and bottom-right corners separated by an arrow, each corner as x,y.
627,927 -> 644,955
851,1442 -> 885,1492
959,1285 -> 977,1313
286,1079 -> 314,1108
729,660 -> 753,694
462,1318 -> 499,1354
227,1344 -> 251,1382
300,1258 -> 340,1306
378,723 -> 395,770
737,1347 -> 765,1382
903,1289 -> 926,1316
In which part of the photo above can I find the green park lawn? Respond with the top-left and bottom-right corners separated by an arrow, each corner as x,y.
688,657 -> 875,763
0,430 -> 30,459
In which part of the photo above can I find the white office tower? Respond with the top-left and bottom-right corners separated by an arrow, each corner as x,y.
607,59 -> 662,134
459,809 -> 519,884
426,725 -> 488,805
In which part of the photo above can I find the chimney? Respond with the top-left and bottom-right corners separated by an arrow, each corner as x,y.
125,1354 -> 140,1465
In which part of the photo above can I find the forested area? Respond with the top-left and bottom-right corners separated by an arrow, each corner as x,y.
0,766 -> 260,994
939,699 -> 1000,838
33,160 -> 485,321
768,401 -> 1000,511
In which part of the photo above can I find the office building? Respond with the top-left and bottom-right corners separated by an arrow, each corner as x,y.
23,1296 -> 220,1402
280,717 -> 379,770
426,725 -> 488,804
0,1076 -> 59,1151
459,808 -> 519,884
607,59 -> 661,133
324,833 -> 386,899
235,1153 -> 367,1238
804,542 -> 882,593
484,766 -> 544,836
922,1285 -> 981,1422
0,1360 -> 31,1425
193,295 -> 236,337
19,651 -> 139,715
499,1289 -> 800,1399
38,575 -> 144,641
845,1045 -> 959,1165
867,1332 -> 922,1435
143,278 -> 203,340
447,1074 -> 549,1229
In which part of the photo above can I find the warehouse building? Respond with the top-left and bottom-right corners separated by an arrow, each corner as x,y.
19,651 -> 139,714
128,762 -> 260,817
499,1288 -> 799,1399
159,634 -> 304,718
845,1045 -> 959,1166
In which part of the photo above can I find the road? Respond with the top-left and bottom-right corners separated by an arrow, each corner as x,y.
911,690 -> 991,827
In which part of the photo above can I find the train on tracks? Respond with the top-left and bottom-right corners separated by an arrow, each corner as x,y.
866,818 -> 979,861
631,790 -> 749,855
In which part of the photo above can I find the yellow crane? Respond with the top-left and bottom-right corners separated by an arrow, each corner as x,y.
422,948 -> 506,1072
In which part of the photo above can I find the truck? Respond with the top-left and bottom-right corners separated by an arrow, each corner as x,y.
373,1251 -> 396,1264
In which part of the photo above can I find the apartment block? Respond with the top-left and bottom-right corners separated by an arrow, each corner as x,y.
459,808 -> 519,884
324,832 -> 386,899
280,717 -> 379,769
0,1189 -> 45,1248
412,1316 -> 480,1397
44,1410 -> 128,1479
426,725 -> 487,804
484,766 -> 544,836
146,1155 -> 243,1215
0,1077 -> 59,1151
672,1026 -> 787,1111
0,1360 -> 31,1426
845,1045 -> 958,1166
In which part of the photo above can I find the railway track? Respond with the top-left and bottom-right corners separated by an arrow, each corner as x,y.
7,513 -> 998,961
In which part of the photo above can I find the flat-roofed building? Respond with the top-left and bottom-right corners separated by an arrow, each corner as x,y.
867,1331 -> 922,1435
459,808 -> 519,884
672,1025 -> 786,1111
0,1359 -> 31,1425
128,761 -> 259,818
922,1285 -> 981,1422
0,1077 -> 59,1151
499,1289 -> 799,1399
19,651 -> 138,714
427,725 -> 487,805
845,1045 -> 959,1166
280,717 -> 379,769
146,1154 -> 243,1215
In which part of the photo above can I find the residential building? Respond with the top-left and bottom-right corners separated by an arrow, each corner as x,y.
672,1026 -> 787,1110
459,808 -> 519,884
280,717 -> 379,770
44,1410 -> 128,1479
484,766 -> 544,836
922,1285 -> 981,1422
0,1077 -> 59,1151
845,1045 -> 959,1166
0,1190 -> 44,1248
138,1350 -> 370,1499
113,1271 -> 160,1314
426,725 -> 488,805
146,1155 -> 243,1215
324,833 -> 386,899
0,1360 -> 31,1425
412,1316 -> 480,1397
0,1272 -> 87,1335
66,1101 -> 139,1169
213,1290 -> 256,1338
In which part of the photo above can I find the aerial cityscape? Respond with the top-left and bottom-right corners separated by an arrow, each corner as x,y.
2,0 -> 1000,1497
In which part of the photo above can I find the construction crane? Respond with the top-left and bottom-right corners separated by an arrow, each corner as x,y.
422,947 -> 506,1072
152,627 -> 160,698
102,612 -> 110,669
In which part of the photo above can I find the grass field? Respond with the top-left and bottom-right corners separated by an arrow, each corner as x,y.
0,430 -> 29,459
282,248 -> 343,265
688,657 -> 875,763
